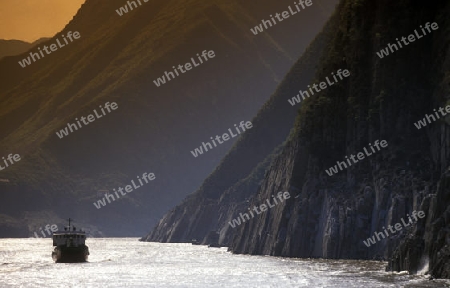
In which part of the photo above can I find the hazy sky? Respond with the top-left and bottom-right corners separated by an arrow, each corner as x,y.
0,0 -> 86,42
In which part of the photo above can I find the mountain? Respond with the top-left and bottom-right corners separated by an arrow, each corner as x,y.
0,0 -> 337,236
0,38 -> 50,59
144,0 -> 450,279
143,18 -> 333,243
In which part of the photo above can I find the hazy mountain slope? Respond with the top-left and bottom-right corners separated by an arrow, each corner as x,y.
0,38 -> 49,60
143,18 -> 334,243
228,0 -> 449,279
0,0 -> 337,236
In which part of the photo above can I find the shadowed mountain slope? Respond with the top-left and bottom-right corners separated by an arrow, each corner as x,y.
146,0 -> 450,279
0,0 -> 337,236
229,0 -> 450,279
143,18 -> 333,243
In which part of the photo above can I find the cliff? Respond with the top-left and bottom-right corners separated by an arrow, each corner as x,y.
230,0 -> 450,279
146,0 -> 450,279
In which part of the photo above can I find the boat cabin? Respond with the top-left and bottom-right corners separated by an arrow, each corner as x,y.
52,226 -> 87,247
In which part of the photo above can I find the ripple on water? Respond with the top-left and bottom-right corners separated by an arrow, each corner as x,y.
0,238 -> 449,288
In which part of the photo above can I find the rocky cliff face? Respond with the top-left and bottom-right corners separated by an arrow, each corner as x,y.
229,0 -> 450,279
147,0 -> 450,279
387,169 -> 450,278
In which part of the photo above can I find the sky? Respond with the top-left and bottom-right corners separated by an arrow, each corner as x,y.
0,0 -> 86,42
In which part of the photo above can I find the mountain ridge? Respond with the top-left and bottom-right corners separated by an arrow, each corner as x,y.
0,0 -> 337,236
0,38 -> 50,60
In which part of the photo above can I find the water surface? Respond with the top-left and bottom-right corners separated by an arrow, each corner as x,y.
0,238 -> 448,287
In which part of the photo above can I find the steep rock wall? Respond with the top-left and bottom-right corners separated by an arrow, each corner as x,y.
230,0 -> 450,279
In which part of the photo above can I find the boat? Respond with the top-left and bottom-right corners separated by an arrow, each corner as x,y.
51,218 -> 89,263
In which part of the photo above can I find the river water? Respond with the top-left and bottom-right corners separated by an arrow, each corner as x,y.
0,238 -> 448,287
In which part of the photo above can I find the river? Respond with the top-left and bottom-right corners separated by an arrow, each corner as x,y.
0,238 -> 448,287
